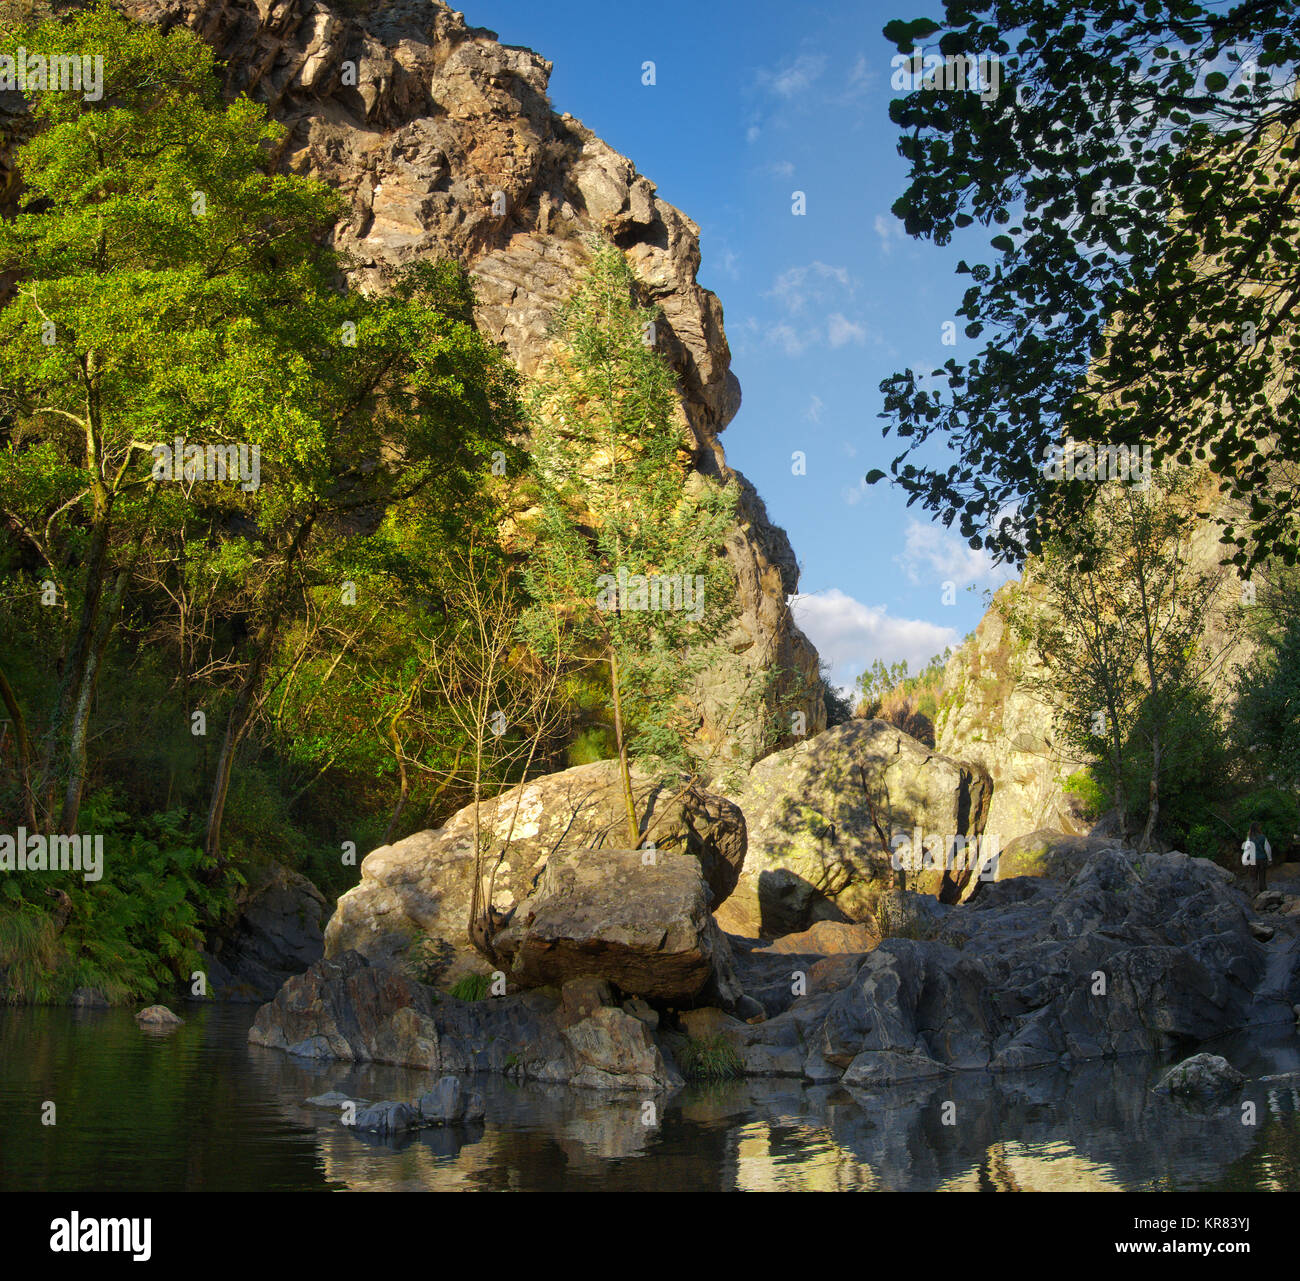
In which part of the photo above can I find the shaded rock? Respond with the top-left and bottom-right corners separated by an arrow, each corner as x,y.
1254,890 -> 1286,913
1250,921 -> 1275,942
417,1076 -> 485,1125
723,718 -> 993,933
135,1005 -> 183,1026
201,862 -> 328,1002
352,1100 -> 418,1135
250,951 -> 675,1088
842,1050 -> 951,1087
70,987 -> 109,1008
325,761 -> 744,985
805,848 -> 1275,1084
1154,1053 -> 1245,1099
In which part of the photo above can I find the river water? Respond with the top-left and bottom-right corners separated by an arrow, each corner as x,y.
1,1005 -> 1298,1191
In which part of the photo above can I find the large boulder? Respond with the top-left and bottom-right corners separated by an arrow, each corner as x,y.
324,761 -> 745,985
201,862 -> 329,1002
493,847 -> 743,1007
721,719 -> 993,936
986,829 -> 1099,883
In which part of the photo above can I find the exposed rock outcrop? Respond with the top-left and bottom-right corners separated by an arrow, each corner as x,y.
248,949 -> 683,1090
112,0 -> 824,764
718,718 -> 993,936
324,759 -> 745,986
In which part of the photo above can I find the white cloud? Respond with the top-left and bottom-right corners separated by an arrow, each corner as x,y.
757,53 -> 828,100
873,213 -> 904,256
793,589 -> 959,691
827,313 -> 867,347
805,394 -> 824,422
894,518 -> 1019,592
766,322 -> 811,357
767,261 -> 852,315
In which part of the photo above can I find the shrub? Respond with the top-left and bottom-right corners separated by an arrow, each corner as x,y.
449,972 -> 490,1002
676,1033 -> 743,1082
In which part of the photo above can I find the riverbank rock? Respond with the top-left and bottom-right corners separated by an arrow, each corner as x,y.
1154,1053 -> 1245,1099
135,1005 -> 184,1027
720,719 -> 992,936
249,951 -> 682,1090
324,761 -> 745,986
418,1076 -> 486,1125
493,847 -> 739,1003
201,862 -> 329,1002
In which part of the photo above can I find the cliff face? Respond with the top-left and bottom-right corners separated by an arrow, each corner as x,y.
935,472 -> 1255,841
101,0 -> 824,763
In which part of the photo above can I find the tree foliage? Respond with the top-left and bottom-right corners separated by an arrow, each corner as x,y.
875,1 -> 1300,574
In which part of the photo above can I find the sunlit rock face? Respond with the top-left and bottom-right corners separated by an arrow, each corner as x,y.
115,0 -> 825,765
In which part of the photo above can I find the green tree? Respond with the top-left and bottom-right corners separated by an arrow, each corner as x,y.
521,243 -> 740,846
872,2 -> 1300,574
0,7 -> 519,863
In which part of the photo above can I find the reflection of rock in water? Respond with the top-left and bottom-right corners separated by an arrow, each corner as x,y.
244,1034 -> 1296,1191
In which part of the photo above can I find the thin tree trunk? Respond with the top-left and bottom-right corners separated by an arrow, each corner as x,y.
1140,728 -> 1160,852
608,646 -> 639,847
204,515 -> 314,867
59,565 -> 128,833
0,662 -> 38,831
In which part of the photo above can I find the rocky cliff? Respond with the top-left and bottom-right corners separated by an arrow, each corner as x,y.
935,471 -> 1255,841
106,0 -> 825,763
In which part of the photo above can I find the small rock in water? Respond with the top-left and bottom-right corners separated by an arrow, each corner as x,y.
352,1101 -> 418,1134
1154,1053 -> 1244,1099
135,1005 -> 183,1026
305,1091 -> 369,1110
417,1075 -> 484,1125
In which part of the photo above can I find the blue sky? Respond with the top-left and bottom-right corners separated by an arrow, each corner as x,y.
466,0 -> 1019,691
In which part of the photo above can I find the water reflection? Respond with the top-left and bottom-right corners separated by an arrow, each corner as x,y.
1,1005 -> 1297,1192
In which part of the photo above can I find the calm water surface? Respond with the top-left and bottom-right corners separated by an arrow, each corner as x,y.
1,1005 -> 1298,1191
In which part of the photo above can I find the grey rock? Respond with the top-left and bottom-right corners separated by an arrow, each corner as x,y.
351,1100 -> 418,1134
1154,1053 -> 1245,1099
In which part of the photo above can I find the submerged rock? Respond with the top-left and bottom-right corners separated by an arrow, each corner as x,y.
135,1005 -> 183,1027
1154,1053 -> 1245,1099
